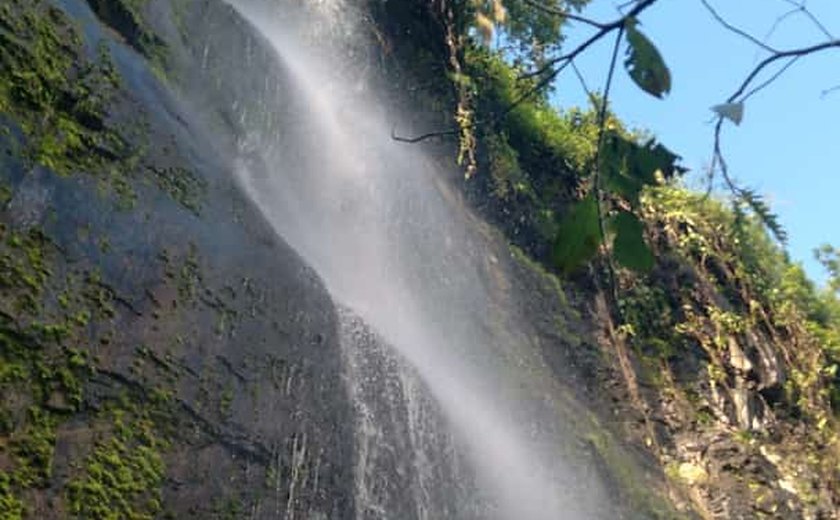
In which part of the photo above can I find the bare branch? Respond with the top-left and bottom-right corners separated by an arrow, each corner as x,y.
571,60 -> 595,102
520,0 -> 606,29
700,0 -> 778,53
762,6 -> 800,45
740,56 -> 800,102
391,124 -> 457,143
781,0 -> 834,40
391,0 -> 661,144
821,84 -> 840,98
592,27 -> 626,316
728,39 -> 840,103
519,0 -> 661,81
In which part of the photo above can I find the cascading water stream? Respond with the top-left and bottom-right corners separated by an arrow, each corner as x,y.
221,1 -> 616,517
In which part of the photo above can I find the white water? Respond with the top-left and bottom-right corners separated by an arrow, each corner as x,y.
222,1 -> 613,518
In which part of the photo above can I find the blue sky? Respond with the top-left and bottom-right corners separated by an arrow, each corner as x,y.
548,0 -> 840,285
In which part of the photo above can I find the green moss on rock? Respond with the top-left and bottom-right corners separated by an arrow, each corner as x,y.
66,409 -> 166,520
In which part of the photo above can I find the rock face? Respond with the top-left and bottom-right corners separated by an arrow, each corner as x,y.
0,0 -> 354,517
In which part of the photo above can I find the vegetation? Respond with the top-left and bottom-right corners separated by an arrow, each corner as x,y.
385,0 -> 840,512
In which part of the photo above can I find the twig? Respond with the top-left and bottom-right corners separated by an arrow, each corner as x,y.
727,39 -> 840,103
700,0 -> 778,53
519,0 -> 660,81
592,27 -> 625,315
763,6 -> 800,45
391,0 -> 661,144
571,59 -> 596,103
821,84 -> 840,98
391,124 -> 458,143
740,55 -> 800,102
520,0 -> 606,29
781,0 -> 834,40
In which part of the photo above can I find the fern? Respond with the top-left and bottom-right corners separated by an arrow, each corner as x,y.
737,188 -> 787,244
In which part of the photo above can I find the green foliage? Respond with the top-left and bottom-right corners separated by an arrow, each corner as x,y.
466,48 -> 599,171
816,245 -> 840,294
66,410 -> 167,520
0,0 -> 131,177
9,408 -> 57,488
463,47 -> 682,273
0,472 -> 24,520
736,188 -> 787,244
611,210 -> 654,272
470,0 -> 591,65
552,194 -> 601,273
601,130 -> 682,208
623,18 -> 671,99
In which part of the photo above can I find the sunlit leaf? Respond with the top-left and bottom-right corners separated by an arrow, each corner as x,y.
552,194 -> 603,273
624,18 -> 671,99
611,210 -> 654,272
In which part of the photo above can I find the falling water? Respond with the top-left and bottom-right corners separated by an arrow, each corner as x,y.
219,0 -> 616,517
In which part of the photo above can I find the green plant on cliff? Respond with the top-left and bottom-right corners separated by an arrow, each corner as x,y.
66,409 -> 167,520
0,0 -> 131,177
446,0 -> 840,278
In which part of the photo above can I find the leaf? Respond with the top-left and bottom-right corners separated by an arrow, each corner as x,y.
624,19 -> 671,99
601,131 -> 683,207
738,188 -> 787,243
610,210 -> 654,272
711,102 -> 745,125
552,195 -> 603,273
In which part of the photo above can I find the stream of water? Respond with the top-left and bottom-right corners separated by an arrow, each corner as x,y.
222,1 -> 614,517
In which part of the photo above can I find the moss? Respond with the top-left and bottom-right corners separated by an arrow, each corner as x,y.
219,384 -> 234,416
584,427 -> 685,519
83,0 -> 169,80
210,496 -> 244,520
66,409 -> 167,520
0,0 -> 133,179
2,0 -> 203,212
0,472 -> 24,520
149,166 -> 206,216
8,407 -> 56,488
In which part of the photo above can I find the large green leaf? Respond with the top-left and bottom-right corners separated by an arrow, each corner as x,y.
624,19 -> 671,99
610,210 -> 654,272
552,195 -> 603,274
601,131 -> 682,207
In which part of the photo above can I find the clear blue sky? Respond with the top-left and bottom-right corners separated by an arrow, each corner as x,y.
549,0 -> 840,285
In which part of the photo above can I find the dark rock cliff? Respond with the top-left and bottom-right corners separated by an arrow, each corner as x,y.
1,0 -> 354,517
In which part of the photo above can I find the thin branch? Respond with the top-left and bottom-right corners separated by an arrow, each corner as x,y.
740,55 -> 800,102
712,118 -> 736,193
782,0 -> 834,40
391,0 -> 661,144
821,84 -> 840,98
728,39 -> 840,103
571,59 -> 596,102
520,0 -> 660,81
763,6 -> 800,44
700,0 -> 778,53
391,124 -> 457,143
592,27 -> 625,314
520,0 -> 606,29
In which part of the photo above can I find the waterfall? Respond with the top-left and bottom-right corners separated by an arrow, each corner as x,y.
220,1 -> 616,517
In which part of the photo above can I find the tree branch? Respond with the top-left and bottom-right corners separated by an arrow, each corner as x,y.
592,27 -> 626,314
519,0 -> 660,81
781,0 -> 834,40
728,39 -> 840,103
391,124 -> 457,143
520,0 -> 606,29
700,0 -> 778,53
